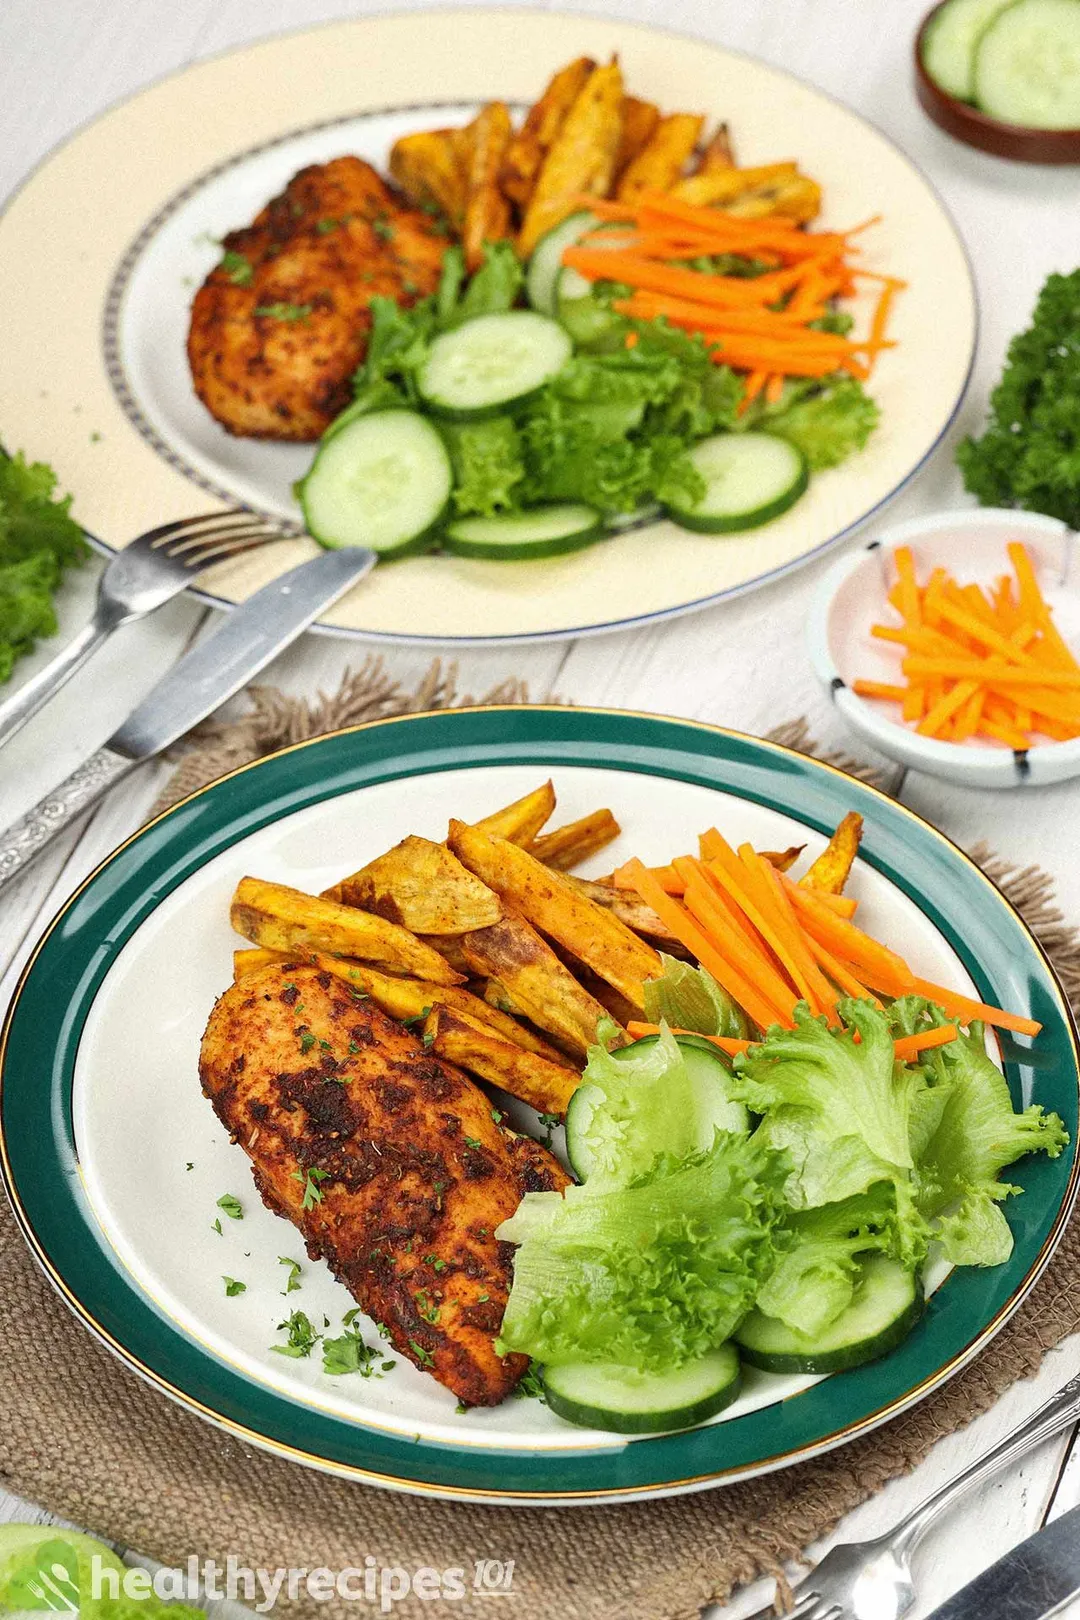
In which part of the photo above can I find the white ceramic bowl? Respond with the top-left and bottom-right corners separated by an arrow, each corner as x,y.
808,508 -> 1080,789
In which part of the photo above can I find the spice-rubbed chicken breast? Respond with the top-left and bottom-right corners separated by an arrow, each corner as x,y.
187,157 -> 448,441
199,962 -> 569,1406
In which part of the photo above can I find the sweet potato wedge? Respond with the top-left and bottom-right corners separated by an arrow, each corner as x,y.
558,873 -> 689,955
448,819 -> 661,1012
500,56 -> 596,208
229,877 -> 463,985
760,844 -> 806,874
613,96 -> 661,182
800,813 -> 863,895
388,129 -> 468,227
458,911 -> 618,1059
518,58 -> 624,256
472,781 -> 556,845
424,1006 -> 579,1116
234,948 -> 572,1066
671,159 -> 798,207
335,835 -> 502,934
462,101 -> 514,269
528,808 -> 621,870
699,122 -> 736,172
616,111 -> 704,201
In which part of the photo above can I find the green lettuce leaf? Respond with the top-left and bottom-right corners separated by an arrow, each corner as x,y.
496,1132 -> 788,1371
916,1020 -> 1068,1266
441,417 -> 526,516
755,1183 -> 899,1335
643,952 -> 748,1039
0,450 -> 88,684
572,1018 -> 748,1188
738,375 -> 880,470
732,999 -> 929,1264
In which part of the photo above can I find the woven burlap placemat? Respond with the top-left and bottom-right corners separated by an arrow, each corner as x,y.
3,659 -> 1079,1620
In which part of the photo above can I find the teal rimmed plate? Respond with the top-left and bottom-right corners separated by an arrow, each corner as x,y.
1,708 -> 1076,1504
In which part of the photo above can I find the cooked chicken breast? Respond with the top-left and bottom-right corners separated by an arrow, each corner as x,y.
199,962 -> 568,1406
188,157 -> 447,441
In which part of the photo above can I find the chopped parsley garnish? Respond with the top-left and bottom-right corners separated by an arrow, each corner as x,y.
271,1309 -> 320,1359
402,1007 -> 433,1030
537,1111 -> 561,1145
292,1166 -> 330,1209
221,249 -> 253,285
422,1030 -> 435,1048
223,1276 -> 246,1297
315,218 -> 340,235
348,1041 -> 360,1054
478,1292 -> 490,1303
372,218 -> 396,242
297,1030 -> 316,1054
278,1257 -> 302,1295
490,1108 -> 504,1124
319,1038 -> 332,1051
323,1323 -> 380,1377
185,1162 -> 194,1171
423,1255 -> 448,1273
254,301 -> 313,322
211,1218 -> 222,1236
463,1136 -> 483,1150
409,1339 -> 435,1368
216,1193 -> 243,1220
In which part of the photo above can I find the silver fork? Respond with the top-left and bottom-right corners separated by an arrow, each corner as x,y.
0,507 -> 291,751
732,1369 -> 1080,1620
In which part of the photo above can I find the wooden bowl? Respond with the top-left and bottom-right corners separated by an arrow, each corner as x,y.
915,2 -> 1080,163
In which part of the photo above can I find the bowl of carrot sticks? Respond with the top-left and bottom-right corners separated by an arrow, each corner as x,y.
808,507 -> 1080,787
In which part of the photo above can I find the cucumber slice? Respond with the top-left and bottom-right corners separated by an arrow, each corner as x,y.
300,409 -> 452,555
974,0 -> 1080,127
542,1344 -> 742,1434
526,211 -> 597,315
665,432 -> 809,534
442,503 -> 604,560
556,271 -> 628,351
416,312 -> 572,420
735,1256 -> 924,1374
921,0 -> 1017,100
565,1033 -> 748,1184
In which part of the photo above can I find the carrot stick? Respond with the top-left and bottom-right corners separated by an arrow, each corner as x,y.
893,1025 -> 958,1062
803,933 -> 882,1006
782,880 -> 916,996
853,680 -> 907,702
910,975 -> 1041,1038
752,851 -> 840,1016
738,370 -> 768,415
679,865 -> 799,1018
625,1021 -> 754,1055
917,678 -> 981,738
894,545 -> 921,624
808,891 -> 859,918
612,860 -> 685,894
902,658 -> 1080,688
622,859 -> 788,1032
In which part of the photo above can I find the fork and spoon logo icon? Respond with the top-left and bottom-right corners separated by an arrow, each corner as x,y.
1,1540 -> 80,1613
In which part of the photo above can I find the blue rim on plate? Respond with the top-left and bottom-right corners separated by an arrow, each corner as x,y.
1,707 -> 1075,1502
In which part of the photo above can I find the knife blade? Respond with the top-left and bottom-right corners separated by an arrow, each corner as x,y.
0,545 -> 375,891
925,1503 -> 1080,1620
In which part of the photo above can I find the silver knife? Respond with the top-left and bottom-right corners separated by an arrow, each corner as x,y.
925,1503 -> 1080,1620
0,546 -> 375,892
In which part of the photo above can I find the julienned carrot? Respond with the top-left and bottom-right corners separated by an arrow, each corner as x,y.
612,860 -> 684,894
623,859 -> 790,1032
783,880 -> 916,997
856,546 -> 1080,748
809,891 -> 859,918
910,976 -> 1042,1038
676,860 -> 798,1018
625,1020 -> 959,1063
625,1022 -> 754,1055
751,849 -> 840,1016
803,932 -> 882,1006
893,1025 -> 958,1062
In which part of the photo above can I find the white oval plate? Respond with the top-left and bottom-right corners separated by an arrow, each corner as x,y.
0,12 -> 976,643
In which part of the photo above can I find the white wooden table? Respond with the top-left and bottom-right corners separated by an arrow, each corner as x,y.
2,0 -> 1080,1613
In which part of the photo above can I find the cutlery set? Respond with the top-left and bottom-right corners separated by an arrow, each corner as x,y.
0,516 -> 374,890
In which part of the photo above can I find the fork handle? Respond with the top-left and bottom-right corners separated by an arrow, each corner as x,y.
0,747 -> 134,891
888,1370 -> 1080,1559
0,618 -> 112,752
